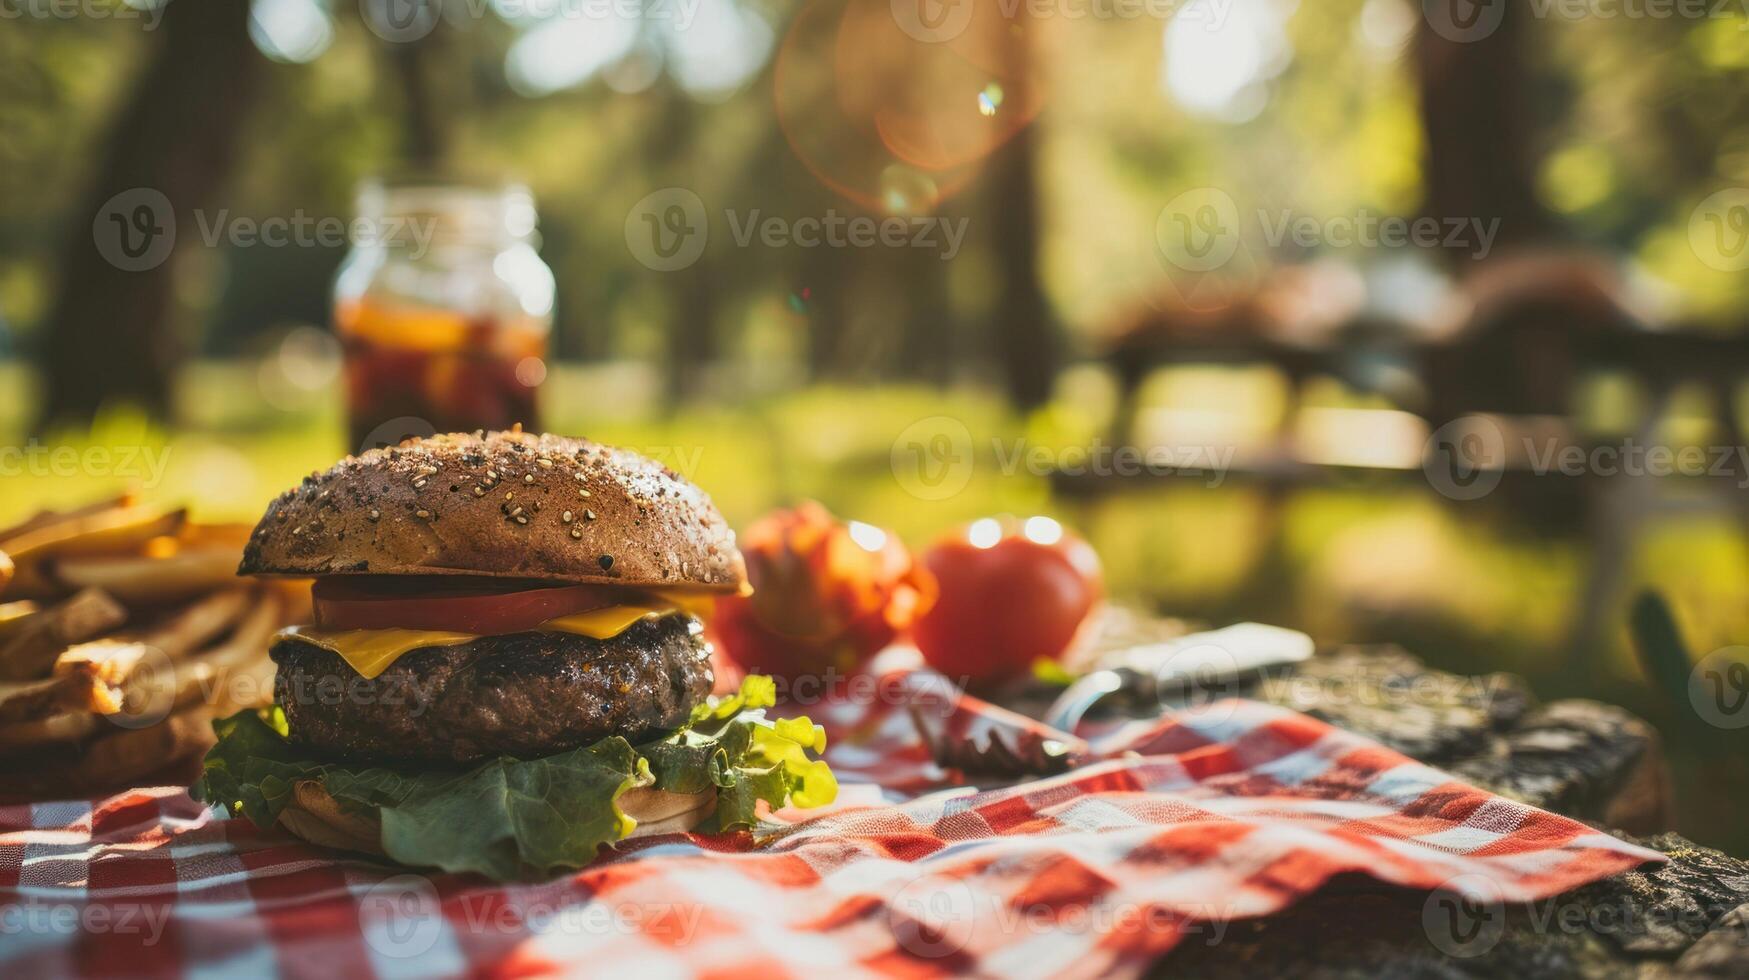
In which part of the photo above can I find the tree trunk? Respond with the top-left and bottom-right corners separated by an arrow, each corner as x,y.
894,237 -> 956,384
983,8 -> 1056,409
383,26 -> 452,171
1415,0 -> 1555,259
36,0 -> 265,431
650,89 -> 716,404
987,124 -> 1058,409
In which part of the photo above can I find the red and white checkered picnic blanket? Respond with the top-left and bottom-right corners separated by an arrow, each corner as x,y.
0,667 -> 1662,979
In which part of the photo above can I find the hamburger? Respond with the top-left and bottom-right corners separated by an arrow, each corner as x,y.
194,430 -> 835,880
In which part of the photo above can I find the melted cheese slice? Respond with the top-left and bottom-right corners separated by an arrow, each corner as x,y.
282,592 -> 716,680
280,627 -> 480,680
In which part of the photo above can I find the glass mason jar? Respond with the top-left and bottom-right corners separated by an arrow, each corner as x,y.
333,180 -> 556,451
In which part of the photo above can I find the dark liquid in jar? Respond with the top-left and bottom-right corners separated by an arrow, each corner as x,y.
338,306 -> 544,451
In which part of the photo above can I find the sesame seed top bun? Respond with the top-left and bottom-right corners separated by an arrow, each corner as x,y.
239,430 -> 745,591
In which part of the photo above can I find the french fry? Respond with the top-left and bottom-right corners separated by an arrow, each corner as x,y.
1,503 -> 182,559
0,601 -> 39,644
123,591 -> 283,722
0,596 -> 280,756
49,549 -> 239,606
139,588 -> 254,658
0,494 -> 136,549
0,589 -> 129,682
189,591 -> 281,673
0,673 -> 105,726
52,589 -> 252,713
3,505 -> 187,599
43,642 -> 140,714
61,708 -> 217,792
177,523 -> 254,550
0,711 -> 99,752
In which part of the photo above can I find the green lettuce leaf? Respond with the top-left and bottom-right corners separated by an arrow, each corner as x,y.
192,675 -> 836,882
638,677 -> 837,833
192,706 -> 322,826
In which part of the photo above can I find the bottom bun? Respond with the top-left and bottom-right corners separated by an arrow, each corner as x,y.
275,779 -> 718,861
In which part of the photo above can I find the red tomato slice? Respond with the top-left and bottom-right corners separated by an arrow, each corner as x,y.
312,579 -> 633,635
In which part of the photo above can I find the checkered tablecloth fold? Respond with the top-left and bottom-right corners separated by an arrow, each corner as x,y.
0,670 -> 1662,979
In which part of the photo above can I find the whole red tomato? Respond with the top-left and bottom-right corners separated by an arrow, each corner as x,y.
712,502 -> 934,683
912,516 -> 1102,688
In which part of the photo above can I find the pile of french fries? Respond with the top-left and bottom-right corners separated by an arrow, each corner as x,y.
0,495 -> 303,798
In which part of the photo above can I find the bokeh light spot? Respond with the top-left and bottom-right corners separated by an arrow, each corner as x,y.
515,356 -> 548,388
1023,515 -> 1063,546
968,517 -> 1003,549
847,520 -> 888,552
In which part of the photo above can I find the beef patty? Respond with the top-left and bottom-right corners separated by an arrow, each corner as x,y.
271,614 -> 713,764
